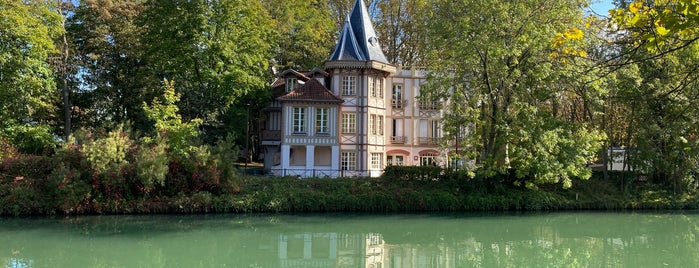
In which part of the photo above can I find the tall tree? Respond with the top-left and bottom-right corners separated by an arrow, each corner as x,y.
0,0 -> 63,152
328,0 -> 358,31
598,0 -> 699,192
626,50 -> 699,191
141,0 -> 275,141
424,0 -> 604,187
68,0 -> 152,132
373,0 -> 428,66
262,0 -> 336,70
54,0 -> 74,139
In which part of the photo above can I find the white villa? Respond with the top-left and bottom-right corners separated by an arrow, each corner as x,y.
260,0 -> 453,177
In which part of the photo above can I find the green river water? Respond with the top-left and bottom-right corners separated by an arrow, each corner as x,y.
1,212 -> 698,267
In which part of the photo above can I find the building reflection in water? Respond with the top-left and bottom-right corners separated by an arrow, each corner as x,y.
276,232 -> 461,268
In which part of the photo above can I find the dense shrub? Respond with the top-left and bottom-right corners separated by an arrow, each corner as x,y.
0,137 -> 19,161
135,142 -> 169,192
382,166 -> 443,181
81,127 -> 132,175
0,123 -> 57,155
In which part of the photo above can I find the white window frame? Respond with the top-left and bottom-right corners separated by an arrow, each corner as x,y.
342,113 -> 357,134
316,107 -> 329,134
370,153 -> 382,170
431,120 -> 440,138
286,78 -> 297,92
392,84 -> 403,108
292,107 -> 306,134
420,155 -> 438,166
387,155 -> 404,166
369,114 -> 376,135
377,115 -> 384,136
369,77 -> 376,97
341,151 -> 356,170
342,76 -> 356,96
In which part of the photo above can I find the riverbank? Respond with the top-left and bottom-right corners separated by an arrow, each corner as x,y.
2,162 -> 698,216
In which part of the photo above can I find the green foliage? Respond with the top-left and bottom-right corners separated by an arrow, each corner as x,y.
141,0 -> 274,139
0,155 -> 56,215
134,142 -> 168,192
262,0 -> 336,69
48,162 -> 92,214
382,165 -> 443,181
143,80 -> 202,159
0,122 -> 57,155
611,0 -> 699,54
0,0 -> 63,127
0,137 -> 18,161
210,135 -> 240,189
68,0 -> 153,131
510,112 -> 605,188
603,32 -> 699,192
373,0 -> 430,66
80,127 -> 132,174
424,0 -> 597,187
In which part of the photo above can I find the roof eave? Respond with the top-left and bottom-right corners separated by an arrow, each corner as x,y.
324,60 -> 396,74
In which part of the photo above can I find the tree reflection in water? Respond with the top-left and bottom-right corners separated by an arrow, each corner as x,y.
1,212 -> 698,267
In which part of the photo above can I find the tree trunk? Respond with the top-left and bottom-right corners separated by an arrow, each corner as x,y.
58,0 -> 71,139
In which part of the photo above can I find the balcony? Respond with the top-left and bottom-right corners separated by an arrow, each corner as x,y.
418,100 -> 439,111
418,137 -> 440,145
391,136 -> 406,144
261,130 -> 281,141
391,99 -> 406,109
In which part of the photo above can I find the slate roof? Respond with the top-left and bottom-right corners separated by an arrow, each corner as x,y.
330,18 -> 366,61
329,0 -> 389,64
277,79 -> 343,103
270,69 -> 319,88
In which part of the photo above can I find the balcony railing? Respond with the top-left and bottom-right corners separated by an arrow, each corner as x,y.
418,137 -> 440,145
391,99 -> 406,109
269,168 -> 382,178
261,130 -> 281,140
391,136 -> 406,144
417,100 -> 439,110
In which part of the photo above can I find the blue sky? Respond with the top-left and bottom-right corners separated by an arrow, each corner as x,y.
589,0 -> 616,16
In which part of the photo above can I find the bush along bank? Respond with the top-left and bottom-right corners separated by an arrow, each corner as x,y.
3,151 -> 699,216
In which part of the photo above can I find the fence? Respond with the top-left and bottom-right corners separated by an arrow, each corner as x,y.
267,169 -> 384,178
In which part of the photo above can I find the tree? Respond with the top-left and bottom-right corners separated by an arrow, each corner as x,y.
605,38 -> 699,192
262,0 -> 336,70
143,80 -> 202,159
54,0 -> 74,139
328,0 -> 358,31
423,0 -> 605,187
0,0 -> 63,152
610,0 -> 699,55
141,0 -> 275,142
68,0 -> 152,132
373,0 -> 429,66
605,0 -> 699,193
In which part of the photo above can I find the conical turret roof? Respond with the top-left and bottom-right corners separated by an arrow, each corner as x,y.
329,0 -> 389,64
329,17 -> 366,61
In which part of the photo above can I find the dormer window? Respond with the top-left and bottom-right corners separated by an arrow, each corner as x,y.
286,78 -> 297,92
368,36 -> 378,47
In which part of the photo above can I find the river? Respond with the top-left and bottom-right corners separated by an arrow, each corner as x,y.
1,212 -> 698,267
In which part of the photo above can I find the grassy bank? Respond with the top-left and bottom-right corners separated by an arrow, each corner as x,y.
2,157 -> 698,216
